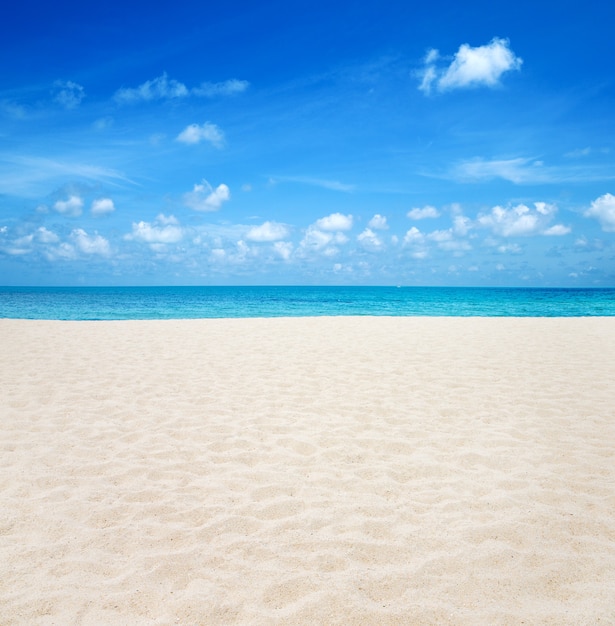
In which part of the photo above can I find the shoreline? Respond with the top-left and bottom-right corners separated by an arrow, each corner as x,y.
2,317 -> 614,624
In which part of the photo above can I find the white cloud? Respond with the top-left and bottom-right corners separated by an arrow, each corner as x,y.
404,226 -> 424,244
273,241 -> 293,260
246,221 -> 289,242
301,227 -> 333,251
270,176 -> 355,192
91,198 -> 115,216
584,193 -> 615,232
114,73 -> 249,104
114,73 -> 189,103
126,214 -> 183,244
478,202 -> 557,237
452,157 -> 547,183
358,228 -> 383,250
498,243 -> 522,254
53,80 -> 85,109
408,205 -> 440,220
192,79 -> 249,97
176,122 -> 225,148
183,181 -> 230,211
36,227 -> 59,243
419,37 -> 522,94
368,214 -> 388,229
70,229 -> 111,255
315,212 -> 353,231
543,224 -> 571,236
453,215 -> 472,236
54,195 -> 83,216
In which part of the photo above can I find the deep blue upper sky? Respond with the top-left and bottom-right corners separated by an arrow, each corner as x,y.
1,0 -> 614,285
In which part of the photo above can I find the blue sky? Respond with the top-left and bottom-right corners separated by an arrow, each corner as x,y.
1,0 -> 614,286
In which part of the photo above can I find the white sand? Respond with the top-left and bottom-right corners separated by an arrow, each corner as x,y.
1,317 -> 614,625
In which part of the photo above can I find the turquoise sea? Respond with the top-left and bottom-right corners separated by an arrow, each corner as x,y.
1,286 -> 614,319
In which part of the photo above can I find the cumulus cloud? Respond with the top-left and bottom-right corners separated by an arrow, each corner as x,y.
91,198 -> 115,216
407,205 -> 440,220
584,193 -> 615,232
315,212 -> 353,231
246,221 -> 289,242
176,122 -> 224,148
368,214 -> 388,229
54,195 -> 83,216
404,226 -> 424,244
478,202 -> 558,237
70,229 -> 111,255
273,241 -> 293,260
114,73 -> 249,104
53,80 -> 85,109
183,181 -> 230,212
36,227 -> 59,243
125,214 -> 183,244
419,38 -> 522,94
358,228 -> 383,251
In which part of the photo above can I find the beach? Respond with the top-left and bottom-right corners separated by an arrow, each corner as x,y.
1,316 -> 614,625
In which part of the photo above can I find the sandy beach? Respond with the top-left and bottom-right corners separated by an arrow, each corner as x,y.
1,317 -> 614,625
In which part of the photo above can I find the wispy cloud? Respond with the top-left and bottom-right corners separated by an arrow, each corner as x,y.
52,80 -> 86,109
0,155 -> 136,196
192,79 -> 249,97
269,175 -> 355,192
418,38 -> 522,95
450,157 -> 548,184
114,73 -> 249,104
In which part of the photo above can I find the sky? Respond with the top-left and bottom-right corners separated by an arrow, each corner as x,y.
1,0 -> 614,286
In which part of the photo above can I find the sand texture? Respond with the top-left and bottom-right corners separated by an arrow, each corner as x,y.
1,317 -> 615,625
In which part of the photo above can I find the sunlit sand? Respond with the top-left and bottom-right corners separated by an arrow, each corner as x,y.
1,317 -> 614,624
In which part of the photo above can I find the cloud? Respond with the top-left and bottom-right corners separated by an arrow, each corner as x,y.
543,224 -> 571,236
54,195 -> 83,216
246,221 -> 289,242
478,202 -> 558,237
404,226 -> 424,244
358,228 -> 383,250
315,212 -> 353,231
91,198 -> 115,216
183,181 -> 230,211
36,227 -> 59,244
176,123 -> 224,148
584,193 -> 615,232
368,214 -> 388,229
114,73 -> 249,104
114,73 -> 189,103
125,214 -> 183,244
419,38 -> 522,94
70,229 -> 111,255
192,79 -> 249,97
270,176 -> 355,192
53,80 -> 85,109
408,205 -> 440,219
451,157 -> 546,184
273,241 -> 293,260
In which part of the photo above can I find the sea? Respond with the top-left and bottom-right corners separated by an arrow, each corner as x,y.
1,286 -> 614,320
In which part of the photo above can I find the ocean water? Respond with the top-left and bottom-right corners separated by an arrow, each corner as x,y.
1,286 -> 614,320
